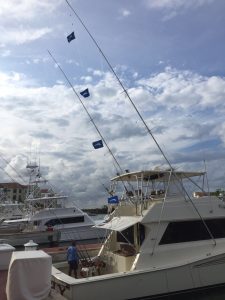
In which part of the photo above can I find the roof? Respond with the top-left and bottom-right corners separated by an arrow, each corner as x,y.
95,216 -> 142,231
0,182 -> 27,189
111,170 -> 205,182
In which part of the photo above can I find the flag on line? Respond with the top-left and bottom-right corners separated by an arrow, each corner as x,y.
92,140 -> 104,149
67,32 -> 75,43
108,195 -> 119,204
80,88 -> 90,98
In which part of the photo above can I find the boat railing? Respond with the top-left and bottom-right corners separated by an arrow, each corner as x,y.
98,230 -> 114,257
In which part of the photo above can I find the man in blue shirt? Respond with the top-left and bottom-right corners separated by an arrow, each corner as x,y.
67,240 -> 79,278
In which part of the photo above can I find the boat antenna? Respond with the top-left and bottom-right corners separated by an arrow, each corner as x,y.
64,1 -> 217,245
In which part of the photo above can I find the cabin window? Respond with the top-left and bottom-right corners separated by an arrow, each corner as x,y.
159,218 -> 225,245
33,220 -> 41,226
117,226 -> 134,244
138,223 -> 145,245
45,216 -> 84,227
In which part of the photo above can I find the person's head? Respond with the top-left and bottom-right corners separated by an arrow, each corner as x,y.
71,240 -> 76,247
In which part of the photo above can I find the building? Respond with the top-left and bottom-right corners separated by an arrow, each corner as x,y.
0,182 -> 28,203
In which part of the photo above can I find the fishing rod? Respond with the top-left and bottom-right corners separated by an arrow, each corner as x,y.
48,50 -> 135,200
64,0 -> 216,246
65,0 -> 172,170
98,178 -> 113,196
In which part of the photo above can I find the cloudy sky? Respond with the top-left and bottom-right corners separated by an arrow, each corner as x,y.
0,0 -> 225,208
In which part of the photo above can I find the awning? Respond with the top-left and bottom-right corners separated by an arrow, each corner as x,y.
111,170 -> 205,182
95,216 -> 141,232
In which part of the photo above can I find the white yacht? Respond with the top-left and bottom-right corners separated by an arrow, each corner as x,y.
0,196 -> 105,246
0,164 -> 106,246
50,169 -> 225,300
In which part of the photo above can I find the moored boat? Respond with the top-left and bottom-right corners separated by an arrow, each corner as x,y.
0,163 -> 106,247
49,169 -> 225,300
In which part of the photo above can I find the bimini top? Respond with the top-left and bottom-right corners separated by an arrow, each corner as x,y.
111,170 -> 205,182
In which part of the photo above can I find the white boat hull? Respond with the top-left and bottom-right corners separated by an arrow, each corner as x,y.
57,253 -> 225,300
0,230 -> 59,247
0,225 -> 106,247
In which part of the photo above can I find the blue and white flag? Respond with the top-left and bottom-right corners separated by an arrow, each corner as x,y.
92,140 -> 104,149
108,195 -> 119,204
80,88 -> 90,98
67,32 -> 75,43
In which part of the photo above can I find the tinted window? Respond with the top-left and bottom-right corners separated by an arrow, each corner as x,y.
117,226 -> 134,244
159,218 -> 225,245
138,223 -> 145,245
45,216 -> 84,227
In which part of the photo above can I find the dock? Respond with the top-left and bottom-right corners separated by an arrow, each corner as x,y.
0,269 -> 67,300
0,243 -> 102,299
0,270 -> 7,300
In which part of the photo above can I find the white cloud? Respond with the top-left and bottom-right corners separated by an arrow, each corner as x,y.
0,71 -> 25,84
81,76 -> 93,83
0,67 -> 225,206
66,59 -> 80,66
119,9 -> 131,17
0,0 -> 62,22
132,72 -> 138,79
0,26 -> 52,45
0,0 -> 61,45
0,49 -> 11,57
144,0 -> 214,20
88,69 -> 104,77
137,67 -> 225,109
145,0 -> 214,10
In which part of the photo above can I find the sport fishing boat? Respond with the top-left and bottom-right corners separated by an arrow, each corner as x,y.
0,196 -> 104,247
0,163 -> 106,247
12,2 -> 221,298
50,169 -> 225,300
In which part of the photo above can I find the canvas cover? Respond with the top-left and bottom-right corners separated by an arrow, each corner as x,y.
6,250 -> 52,300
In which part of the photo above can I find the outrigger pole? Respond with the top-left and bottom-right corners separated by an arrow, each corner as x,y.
65,0 -> 172,170
64,0 -> 216,246
48,50 -> 134,199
